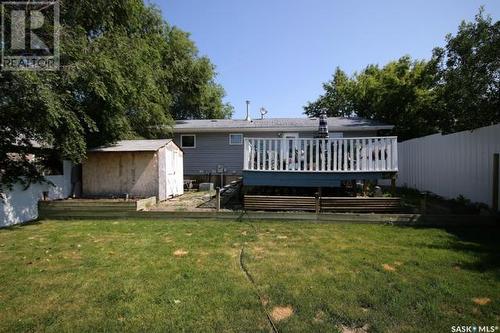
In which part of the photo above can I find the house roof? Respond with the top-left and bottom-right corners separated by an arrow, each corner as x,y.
173,117 -> 393,133
88,139 -> 175,152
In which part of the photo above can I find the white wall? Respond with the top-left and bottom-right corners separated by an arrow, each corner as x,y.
0,161 -> 72,227
397,124 -> 500,207
175,148 -> 184,196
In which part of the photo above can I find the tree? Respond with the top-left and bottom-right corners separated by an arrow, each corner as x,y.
432,8 -> 500,133
163,28 -> 234,120
305,57 -> 442,140
0,0 -> 232,192
304,67 -> 355,117
305,9 -> 499,141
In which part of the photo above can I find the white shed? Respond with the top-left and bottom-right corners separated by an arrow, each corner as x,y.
83,139 -> 183,201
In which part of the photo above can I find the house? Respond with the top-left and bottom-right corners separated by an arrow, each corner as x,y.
173,117 -> 397,187
82,140 -> 183,201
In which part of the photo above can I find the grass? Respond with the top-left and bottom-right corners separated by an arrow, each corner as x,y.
392,186 -> 490,215
0,220 -> 499,332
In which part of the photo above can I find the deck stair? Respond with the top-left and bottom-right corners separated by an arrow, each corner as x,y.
198,178 -> 243,209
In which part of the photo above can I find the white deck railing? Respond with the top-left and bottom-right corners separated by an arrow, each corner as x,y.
243,137 -> 398,172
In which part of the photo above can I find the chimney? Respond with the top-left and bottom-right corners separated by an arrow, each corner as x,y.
245,100 -> 251,121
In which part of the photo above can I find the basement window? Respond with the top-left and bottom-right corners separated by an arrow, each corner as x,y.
229,133 -> 243,145
181,134 -> 196,148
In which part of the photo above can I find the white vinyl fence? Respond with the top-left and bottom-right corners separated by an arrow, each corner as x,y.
397,124 -> 500,207
0,161 -> 72,227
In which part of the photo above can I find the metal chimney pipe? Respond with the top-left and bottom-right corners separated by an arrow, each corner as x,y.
245,100 -> 251,121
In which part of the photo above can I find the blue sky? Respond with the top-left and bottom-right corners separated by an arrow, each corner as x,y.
154,0 -> 500,119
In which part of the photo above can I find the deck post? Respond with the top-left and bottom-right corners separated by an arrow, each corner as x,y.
315,192 -> 320,215
216,187 -> 221,212
351,180 -> 357,196
391,175 -> 397,196
493,153 -> 499,212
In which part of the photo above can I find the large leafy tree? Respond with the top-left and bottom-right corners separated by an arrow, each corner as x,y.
305,57 -> 442,140
0,0 -> 232,191
432,9 -> 500,133
304,67 -> 355,117
164,28 -> 234,120
305,9 -> 499,141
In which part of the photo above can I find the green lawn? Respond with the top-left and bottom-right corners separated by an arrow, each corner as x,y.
0,220 -> 498,332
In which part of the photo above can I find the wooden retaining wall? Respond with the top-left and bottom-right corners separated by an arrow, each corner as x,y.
35,201 -> 499,227
39,197 -> 156,219
244,195 -> 316,211
244,195 -> 402,213
321,197 -> 401,213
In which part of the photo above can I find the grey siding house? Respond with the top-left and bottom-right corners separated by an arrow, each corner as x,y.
173,117 -> 394,186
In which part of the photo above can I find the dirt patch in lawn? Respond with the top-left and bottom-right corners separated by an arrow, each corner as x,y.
340,324 -> 370,333
382,263 -> 396,271
472,297 -> 491,305
270,305 -> 294,322
173,249 -> 189,257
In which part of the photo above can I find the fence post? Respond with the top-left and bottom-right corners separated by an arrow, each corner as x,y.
391,175 -> 397,196
315,192 -> 320,215
493,153 -> 499,212
216,187 -> 221,212
420,191 -> 427,215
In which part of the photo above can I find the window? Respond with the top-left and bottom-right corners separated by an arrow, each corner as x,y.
181,134 -> 196,148
283,132 -> 299,138
229,133 -> 243,145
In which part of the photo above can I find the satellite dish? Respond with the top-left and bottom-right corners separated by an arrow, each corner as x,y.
259,107 -> 268,119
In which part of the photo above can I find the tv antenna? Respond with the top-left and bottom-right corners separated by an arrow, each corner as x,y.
259,107 -> 268,119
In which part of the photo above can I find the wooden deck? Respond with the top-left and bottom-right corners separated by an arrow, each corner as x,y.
242,136 -> 398,187
242,170 -> 396,187
244,136 -> 398,173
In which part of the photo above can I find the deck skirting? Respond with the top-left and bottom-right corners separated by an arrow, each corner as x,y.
242,170 -> 396,187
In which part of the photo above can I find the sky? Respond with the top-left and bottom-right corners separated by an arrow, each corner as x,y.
154,0 -> 500,119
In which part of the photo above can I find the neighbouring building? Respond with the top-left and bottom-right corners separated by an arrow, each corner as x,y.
83,140 -> 183,201
0,161 -> 73,227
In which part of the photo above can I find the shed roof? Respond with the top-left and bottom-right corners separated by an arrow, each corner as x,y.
88,139 -> 174,152
174,117 -> 393,133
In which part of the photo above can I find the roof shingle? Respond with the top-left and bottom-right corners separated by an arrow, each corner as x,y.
88,139 -> 173,152
174,117 -> 392,132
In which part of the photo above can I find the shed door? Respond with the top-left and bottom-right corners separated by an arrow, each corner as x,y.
166,150 -> 175,198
